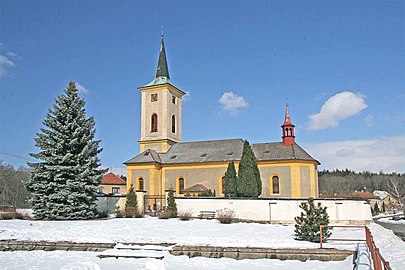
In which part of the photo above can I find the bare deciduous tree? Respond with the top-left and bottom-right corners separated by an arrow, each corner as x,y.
387,175 -> 405,213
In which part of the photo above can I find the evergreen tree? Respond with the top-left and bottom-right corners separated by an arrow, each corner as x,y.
237,140 -> 261,198
373,203 -> 380,215
27,82 -> 106,220
294,198 -> 331,242
224,161 -> 238,198
382,201 -> 386,213
166,188 -> 177,218
125,184 -> 138,217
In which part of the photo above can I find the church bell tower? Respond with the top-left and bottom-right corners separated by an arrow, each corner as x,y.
138,34 -> 186,153
281,104 -> 295,146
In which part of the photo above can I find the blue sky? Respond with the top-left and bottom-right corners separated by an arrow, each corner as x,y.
1,1 -> 404,173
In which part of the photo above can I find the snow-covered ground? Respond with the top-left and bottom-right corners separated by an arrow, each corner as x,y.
0,217 -> 364,249
0,217 -> 404,269
377,217 -> 405,225
0,250 -> 353,270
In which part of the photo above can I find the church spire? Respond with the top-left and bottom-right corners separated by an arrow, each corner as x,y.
145,32 -> 173,87
155,32 -> 170,79
281,103 -> 295,146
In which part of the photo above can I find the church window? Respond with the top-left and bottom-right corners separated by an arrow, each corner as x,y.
172,95 -> 176,104
151,94 -> 158,102
177,178 -> 185,194
172,115 -> 176,133
138,177 -> 144,191
151,114 -> 158,132
272,175 -> 280,194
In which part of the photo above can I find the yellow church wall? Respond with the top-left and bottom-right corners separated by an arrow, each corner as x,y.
257,165 -> 291,197
126,161 -> 318,199
162,162 -> 240,196
300,166 -> 311,197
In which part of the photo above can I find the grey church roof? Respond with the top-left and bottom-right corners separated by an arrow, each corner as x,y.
124,139 -> 319,165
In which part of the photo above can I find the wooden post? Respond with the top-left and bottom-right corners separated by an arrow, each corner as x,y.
320,225 -> 323,248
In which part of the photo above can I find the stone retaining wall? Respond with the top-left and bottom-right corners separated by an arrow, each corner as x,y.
171,245 -> 353,261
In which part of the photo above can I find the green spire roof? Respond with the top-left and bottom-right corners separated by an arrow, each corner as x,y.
145,34 -> 174,87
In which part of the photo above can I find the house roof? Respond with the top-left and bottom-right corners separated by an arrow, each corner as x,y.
124,138 -> 319,165
183,183 -> 209,192
102,173 -> 126,185
350,191 -> 378,200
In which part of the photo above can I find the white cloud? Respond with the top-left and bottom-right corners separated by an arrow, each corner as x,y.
76,82 -> 89,94
219,91 -> 248,115
305,136 -> 405,173
0,54 -> 16,77
308,91 -> 367,130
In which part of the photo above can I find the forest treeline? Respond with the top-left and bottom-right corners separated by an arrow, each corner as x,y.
318,169 -> 404,196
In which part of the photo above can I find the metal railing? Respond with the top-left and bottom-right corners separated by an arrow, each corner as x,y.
319,225 -> 391,270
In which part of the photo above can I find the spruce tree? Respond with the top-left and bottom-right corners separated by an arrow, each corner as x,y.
237,140 -> 261,198
224,161 -> 238,197
27,82 -> 105,220
166,188 -> 177,218
294,198 -> 331,242
125,184 -> 138,217
373,203 -> 380,215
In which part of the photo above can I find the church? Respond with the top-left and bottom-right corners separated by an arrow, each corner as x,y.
125,35 -> 320,209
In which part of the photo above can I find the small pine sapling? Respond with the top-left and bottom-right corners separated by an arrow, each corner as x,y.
294,198 -> 331,242
125,185 -> 138,217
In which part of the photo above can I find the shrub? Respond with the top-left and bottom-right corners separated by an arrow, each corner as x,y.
115,206 -> 124,218
216,208 -> 235,224
14,212 -> 31,220
0,212 -> 15,220
178,211 -> 192,221
158,211 -> 170,219
97,208 -> 109,218
294,198 -> 331,242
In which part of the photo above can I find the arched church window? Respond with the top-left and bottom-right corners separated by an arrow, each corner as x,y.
151,114 -> 158,132
138,177 -> 144,191
177,177 -> 185,194
272,175 -> 280,194
285,128 -> 289,136
172,115 -> 176,133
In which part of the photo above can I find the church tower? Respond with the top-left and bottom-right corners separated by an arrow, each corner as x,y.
281,104 -> 295,146
138,34 -> 186,153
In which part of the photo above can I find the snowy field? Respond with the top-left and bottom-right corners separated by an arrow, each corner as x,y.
0,217 -> 404,269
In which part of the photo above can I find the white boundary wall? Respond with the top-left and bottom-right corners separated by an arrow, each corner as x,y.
176,198 -> 372,225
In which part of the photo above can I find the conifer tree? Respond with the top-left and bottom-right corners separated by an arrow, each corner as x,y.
166,188 -> 177,218
27,82 -> 105,220
224,161 -> 238,197
382,201 -> 386,213
237,140 -> 261,198
294,198 -> 331,242
125,184 -> 138,217
373,203 -> 380,215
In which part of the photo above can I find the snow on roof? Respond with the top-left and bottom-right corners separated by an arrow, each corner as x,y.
373,190 -> 391,200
